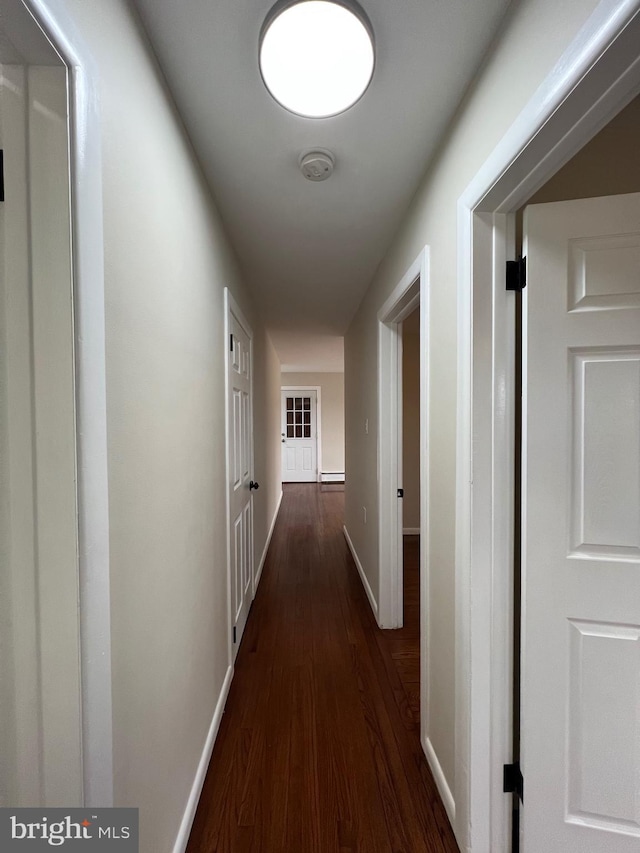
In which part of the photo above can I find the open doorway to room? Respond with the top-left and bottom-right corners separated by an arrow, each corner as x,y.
399,305 -> 421,724
377,247 -> 428,631
402,308 -> 421,540
376,246 -> 447,818
280,372 -> 345,485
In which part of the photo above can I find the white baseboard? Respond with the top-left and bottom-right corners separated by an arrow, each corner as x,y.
254,489 -> 283,590
423,734 -> 456,825
343,525 -> 379,620
172,665 -> 234,853
403,527 -> 420,535
321,472 -> 345,483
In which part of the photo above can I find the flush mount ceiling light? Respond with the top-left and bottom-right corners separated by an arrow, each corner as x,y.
259,0 -> 375,118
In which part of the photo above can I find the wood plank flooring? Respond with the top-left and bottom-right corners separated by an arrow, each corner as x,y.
186,484 -> 459,853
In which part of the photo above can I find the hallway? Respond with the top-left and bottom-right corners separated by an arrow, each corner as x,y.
186,484 -> 459,853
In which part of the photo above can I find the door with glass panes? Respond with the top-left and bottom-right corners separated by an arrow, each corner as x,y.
281,390 -> 318,482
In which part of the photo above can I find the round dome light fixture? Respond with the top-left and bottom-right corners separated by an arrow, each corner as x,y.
259,1 -> 375,119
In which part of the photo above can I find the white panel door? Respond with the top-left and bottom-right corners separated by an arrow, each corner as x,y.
228,302 -> 254,658
521,192 -> 640,852
281,390 -> 317,482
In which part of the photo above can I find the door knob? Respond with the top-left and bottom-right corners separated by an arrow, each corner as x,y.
249,480 -> 260,491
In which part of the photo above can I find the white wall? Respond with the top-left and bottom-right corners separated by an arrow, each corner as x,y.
281,371 -> 345,474
36,1 -> 281,850
344,0 -> 603,845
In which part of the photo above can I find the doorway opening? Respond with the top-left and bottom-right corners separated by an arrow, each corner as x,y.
377,247 -> 450,816
377,247 -> 428,629
401,307 -> 421,538
281,371 -> 345,485
400,305 -> 421,731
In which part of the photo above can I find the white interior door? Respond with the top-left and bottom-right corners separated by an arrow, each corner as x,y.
521,192 -> 640,852
227,295 -> 254,658
281,390 -> 318,482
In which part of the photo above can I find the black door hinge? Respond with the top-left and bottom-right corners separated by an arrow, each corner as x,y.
397,488 -> 404,498
230,333 -> 234,352
503,762 -> 524,801
0,150 -> 4,202
233,626 -> 237,644
506,256 -> 526,292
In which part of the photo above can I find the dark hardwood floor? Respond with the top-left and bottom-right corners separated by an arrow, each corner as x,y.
186,484 -> 459,853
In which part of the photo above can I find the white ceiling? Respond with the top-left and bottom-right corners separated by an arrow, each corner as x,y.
131,0 -> 512,370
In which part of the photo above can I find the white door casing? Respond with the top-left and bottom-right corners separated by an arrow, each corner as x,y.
281,389 -> 318,482
376,249 -> 449,817
521,192 -> 640,852
225,290 -> 254,660
377,247 -> 429,631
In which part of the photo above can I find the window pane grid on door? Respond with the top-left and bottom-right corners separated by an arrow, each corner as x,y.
285,396 -> 312,439
281,389 -> 317,483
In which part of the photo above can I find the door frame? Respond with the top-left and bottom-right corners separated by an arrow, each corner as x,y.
457,2 -> 640,849
224,287 -> 255,662
377,246 -> 430,632
281,385 -> 322,481
10,0 -> 113,807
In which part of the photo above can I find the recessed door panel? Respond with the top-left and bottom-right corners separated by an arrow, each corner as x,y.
567,620 -> 640,833
281,390 -> 318,482
233,389 -> 242,489
570,349 -> 640,558
302,447 -> 313,470
233,513 -> 243,620
569,233 -> 640,311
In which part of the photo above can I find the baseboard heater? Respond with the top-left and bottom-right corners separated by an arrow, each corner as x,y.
321,472 -> 345,483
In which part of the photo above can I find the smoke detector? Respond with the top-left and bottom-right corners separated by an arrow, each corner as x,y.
299,149 -> 335,181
